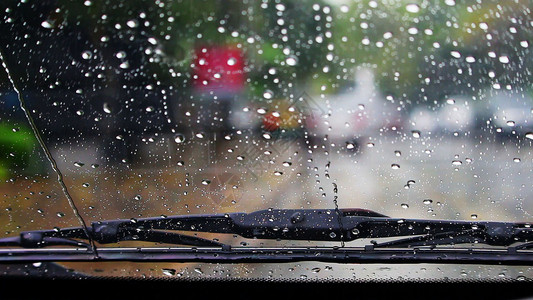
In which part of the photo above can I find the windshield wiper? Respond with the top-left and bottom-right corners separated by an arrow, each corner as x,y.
1,208 -> 532,264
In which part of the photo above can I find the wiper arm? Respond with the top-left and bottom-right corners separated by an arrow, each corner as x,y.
1,208 -> 532,250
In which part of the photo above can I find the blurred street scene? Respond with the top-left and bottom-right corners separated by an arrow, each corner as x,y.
0,0 -> 532,280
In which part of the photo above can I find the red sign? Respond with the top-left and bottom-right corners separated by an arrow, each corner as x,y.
193,45 -> 245,95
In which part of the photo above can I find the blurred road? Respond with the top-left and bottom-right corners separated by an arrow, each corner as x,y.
2,131 -> 533,279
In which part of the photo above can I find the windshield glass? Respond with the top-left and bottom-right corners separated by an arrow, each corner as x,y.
0,0 -> 532,281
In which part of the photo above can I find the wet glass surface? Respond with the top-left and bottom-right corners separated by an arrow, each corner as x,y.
0,0 -> 532,280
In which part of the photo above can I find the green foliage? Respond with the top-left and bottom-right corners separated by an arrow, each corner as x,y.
0,122 -> 36,179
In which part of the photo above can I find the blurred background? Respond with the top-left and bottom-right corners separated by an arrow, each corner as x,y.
0,0 -> 532,280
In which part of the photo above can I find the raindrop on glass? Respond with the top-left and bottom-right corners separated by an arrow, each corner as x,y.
41,20 -> 53,29
162,269 -> 176,276
286,55 -> 298,66
405,4 -> 420,13
227,57 -> 237,66
81,51 -> 92,60
174,134 -> 186,144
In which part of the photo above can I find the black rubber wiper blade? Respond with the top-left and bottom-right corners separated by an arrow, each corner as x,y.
1,247 -> 533,265
0,208 -> 532,250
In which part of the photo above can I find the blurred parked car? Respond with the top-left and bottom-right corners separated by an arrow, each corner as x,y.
307,68 -> 403,150
483,91 -> 533,138
408,96 -> 475,137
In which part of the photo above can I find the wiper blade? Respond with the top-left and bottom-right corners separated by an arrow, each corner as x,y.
2,246 -> 533,265
1,208 -> 532,250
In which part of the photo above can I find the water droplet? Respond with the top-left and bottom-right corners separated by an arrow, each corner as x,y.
275,3 -> 286,11
401,203 -> 409,209
115,51 -> 126,59
465,56 -> 476,63
452,160 -> 462,166
237,155 -> 245,161
411,130 -> 421,138
506,120 -> 515,127
41,20 -> 53,29
145,106 -> 155,112
286,55 -> 298,66
263,90 -> 273,99
126,20 -> 138,28
499,56 -> 510,64
174,134 -> 186,144
81,51 -> 92,60
346,142 -> 355,149
423,199 -> 433,204
74,162 -> 84,167
394,150 -> 402,156
450,51 -> 461,58
405,4 -> 420,13
525,132 -> 533,140
82,183 -> 90,187
274,171 -> 283,176
263,132 -> 272,139
227,57 -> 237,66
91,164 -> 99,169
471,214 -> 478,219
329,232 -> 337,238
514,158 -> 521,163
201,179 -> 211,185
103,102 -> 112,114
195,133 -> 204,139
134,195 -> 142,201
282,161 -> 292,167
391,164 -> 400,169
162,269 -> 176,276
56,212 -> 65,218
407,27 -> 418,35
